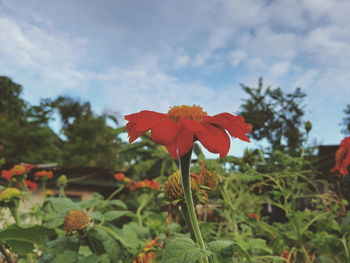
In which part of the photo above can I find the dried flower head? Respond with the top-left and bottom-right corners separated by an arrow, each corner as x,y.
64,209 -> 90,234
200,169 -> 218,190
164,171 -> 198,201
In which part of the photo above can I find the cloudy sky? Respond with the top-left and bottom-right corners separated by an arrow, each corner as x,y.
1,0 -> 350,155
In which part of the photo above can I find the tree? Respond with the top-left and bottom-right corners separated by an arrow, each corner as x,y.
0,76 -> 62,163
238,77 -> 307,155
52,96 -> 122,168
341,104 -> 350,135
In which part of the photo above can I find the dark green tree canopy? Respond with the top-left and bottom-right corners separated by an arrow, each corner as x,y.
0,76 -> 123,168
238,77 -> 307,155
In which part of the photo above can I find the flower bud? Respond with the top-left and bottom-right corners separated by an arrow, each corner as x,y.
305,121 -> 312,134
57,175 -> 68,187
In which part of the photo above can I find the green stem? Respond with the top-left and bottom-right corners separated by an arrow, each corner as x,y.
179,148 -> 209,263
136,195 -> 151,226
41,180 -> 46,192
9,207 -> 19,225
342,236 -> 350,263
180,202 -> 196,241
59,186 -> 66,198
106,185 -> 124,201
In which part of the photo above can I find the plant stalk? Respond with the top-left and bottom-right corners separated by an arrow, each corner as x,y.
179,148 -> 209,263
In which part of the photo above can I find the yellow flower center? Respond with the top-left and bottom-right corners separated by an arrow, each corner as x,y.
167,105 -> 207,123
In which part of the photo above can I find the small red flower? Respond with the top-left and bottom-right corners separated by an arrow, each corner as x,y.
133,239 -> 158,263
114,173 -> 126,181
34,170 -> 54,180
331,137 -> 350,176
23,163 -> 35,173
24,180 -> 38,191
130,179 -> 160,191
1,169 -> 13,180
125,105 -> 251,158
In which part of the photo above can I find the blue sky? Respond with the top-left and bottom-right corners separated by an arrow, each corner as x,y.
1,0 -> 350,156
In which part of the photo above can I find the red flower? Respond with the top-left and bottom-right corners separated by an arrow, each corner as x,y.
133,239 -> 158,263
114,173 -> 126,181
331,137 -> 350,176
281,250 -> 290,259
130,179 -> 160,191
247,212 -> 261,220
1,169 -> 13,180
25,180 -> 38,191
23,163 -> 35,173
125,105 -> 251,158
34,170 -> 54,180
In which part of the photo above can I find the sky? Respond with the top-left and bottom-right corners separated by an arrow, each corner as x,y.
1,0 -> 350,156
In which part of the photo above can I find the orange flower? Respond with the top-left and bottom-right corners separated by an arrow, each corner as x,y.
133,239 -> 158,263
11,164 -> 26,175
125,105 -> 251,158
247,212 -> 261,220
114,173 -> 125,181
131,179 -> 160,191
34,170 -> 54,180
331,137 -> 350,176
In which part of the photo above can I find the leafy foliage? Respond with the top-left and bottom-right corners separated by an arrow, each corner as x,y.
239,77 -> 307,155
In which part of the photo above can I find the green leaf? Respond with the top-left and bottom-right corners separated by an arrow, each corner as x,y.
78,254 -> 109,263
207,240 -> 234,263
111,222 -> 150,253
53,250 -> 79,263
232,243 -> 252,263
90,211 -> 103,221
104,211 -> 133,221
0,224 -> 56,246
108,200 -> 127,209
162,234 -> 206,263
87,228 -> 121,262
5,240 -> 33,255
45,197 -> 80,212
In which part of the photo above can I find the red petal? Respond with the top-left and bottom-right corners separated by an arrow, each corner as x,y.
179,118 -> 205,132
125,111 -> 166,131
196,124 -> 230,157
206,113 -> 251,142
176,128 -> 194,157
151,119 -> 181,146
165,128 -> 194,158
127,123 -> 146,143
166,142 -> 178,159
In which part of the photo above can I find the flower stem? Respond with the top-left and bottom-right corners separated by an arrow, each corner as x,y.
106,185 -> 124,201
180,202 -> 196,241
9,207 -> 19,225
179,148 -> 208,263
59,186 -> 66,198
